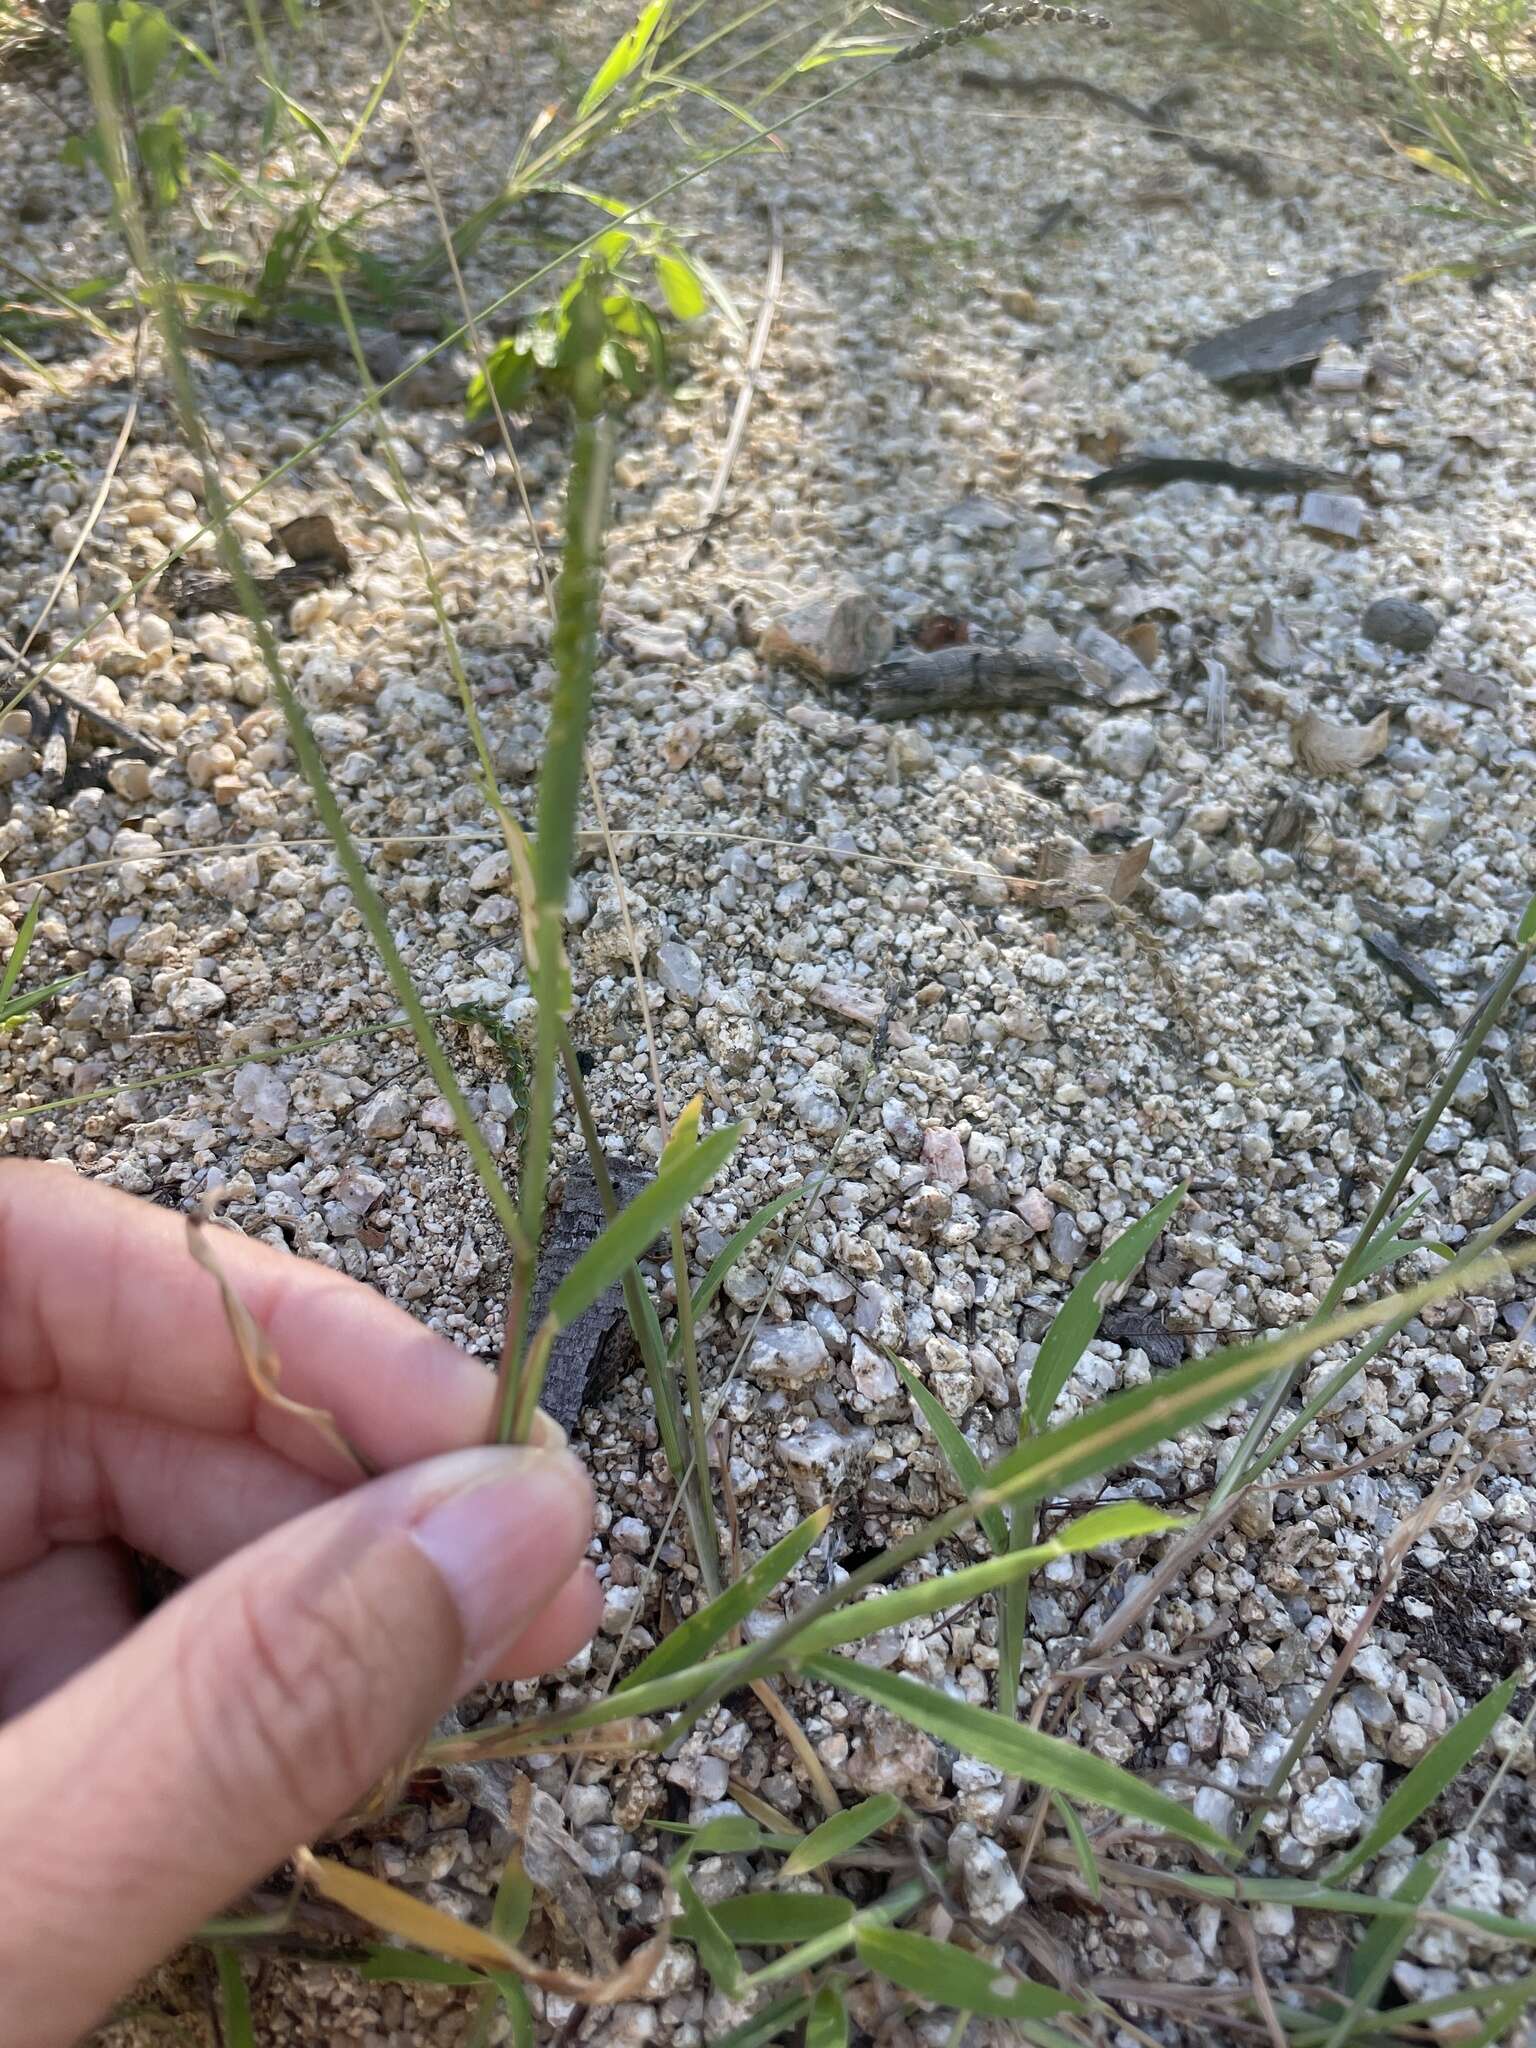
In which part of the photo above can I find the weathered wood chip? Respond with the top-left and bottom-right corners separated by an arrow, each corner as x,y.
1292,706 -> 1390,775
1185,270 -> 1386,390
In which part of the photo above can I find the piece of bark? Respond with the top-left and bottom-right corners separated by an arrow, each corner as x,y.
1100,1305 -> 1184,1370
1361,928 -> 1449,1009
274,511 -> 351,575
158,559 -> 341,617
1085,453 -> 1349,497
185,323 -> 341,368
527,1160 -> 652,1433
1184,270 -> 1386,391
862,645 -> 1089,721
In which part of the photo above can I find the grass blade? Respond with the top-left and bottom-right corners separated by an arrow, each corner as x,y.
578,0 -> 668,118
550,1123 -> 740,1330
892,1353 -> 1006,1553
671,1180 -> 810,1357
1027,1183 -> 1186,1432
854,1927 -> 1084,2020
1052,1794 -> 1102,1903
709,1894 -> 853,1943
212,1949 -> 254,2048
806,1984 -> 848,2048
676,1871 -> 740,1993
780,1793 -> 902,1878
619,1507 -> 830,1690
1326,1671 -> 1519,1881
737,1879 -> 925,1993
807,1654 -> 1228,1855
0,893 -> 41,1006
1335,1847 -> 1443,2031
359,1953 -> 489,1986
709,1994 -> 811,2048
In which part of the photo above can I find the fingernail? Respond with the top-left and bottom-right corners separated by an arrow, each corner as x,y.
407,1447 -> 591,1680
529,1410 -> 568,1451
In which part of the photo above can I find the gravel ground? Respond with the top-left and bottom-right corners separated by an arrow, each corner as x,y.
4,1 -> 1536,2041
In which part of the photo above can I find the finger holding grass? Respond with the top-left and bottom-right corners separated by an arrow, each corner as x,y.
0,1163 -> 600,2048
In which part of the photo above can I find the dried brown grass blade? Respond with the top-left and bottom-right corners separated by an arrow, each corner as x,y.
186,1213 -> 376,1477
295,1847 -> 669,1999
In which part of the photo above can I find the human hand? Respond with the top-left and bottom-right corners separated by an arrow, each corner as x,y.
0,1162 -> 600,2047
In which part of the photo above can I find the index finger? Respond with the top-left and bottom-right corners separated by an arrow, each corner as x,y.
0,1162 -> 504,1474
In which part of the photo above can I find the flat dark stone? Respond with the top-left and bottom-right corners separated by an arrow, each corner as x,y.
1184,270 -> 1386,391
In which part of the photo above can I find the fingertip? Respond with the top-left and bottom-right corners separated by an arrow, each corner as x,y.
487,1563 -> 603,1681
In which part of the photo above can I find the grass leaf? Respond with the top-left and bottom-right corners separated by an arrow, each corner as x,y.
0,894 -> 41,1007
1326,1671 -> 1519,1881
212,1949 -> 254,2048
854,1927 -> 1084,2019
299,1852 -> 521,1972
709,1994 -> 812,2048
620,1507 -> 830,1690
654,249 -> 708,320
807,1655 -> 1229,1855
1052,1794 -> 1102,1903
359,1952 -> 490,1986
491,1849 -> 533,1946
1337,1846 -> 1443,2034
892,1353 -> 1006,1554
1027,1183 -> 1186,1432
671,1180 -> 809,1356
781,1794 -> 903,1878
547,1122 -> 739,1330
806,1983 -> 849,2048
709,1894 -> 854,1943
577,0 -> 668,119
676,1871 -> 740,1993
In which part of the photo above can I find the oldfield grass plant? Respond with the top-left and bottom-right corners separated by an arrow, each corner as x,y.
26,0 -> 1536,2039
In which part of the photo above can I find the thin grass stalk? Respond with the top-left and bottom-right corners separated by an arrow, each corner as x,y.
499,364 -> 616,1446
1211,926 -> 1534,1506
556,1025 -> 722,1593
670,1211 -> 720,1571
70,19 -> 530,1268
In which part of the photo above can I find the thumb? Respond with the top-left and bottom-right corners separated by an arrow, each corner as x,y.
0,1443 -> 594,2048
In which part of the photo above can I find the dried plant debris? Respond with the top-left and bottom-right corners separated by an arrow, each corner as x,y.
912,610 -> 971,651
158,510 -> 353,617
1100,1304 -> 1184,1369
1246,600 -> 1302,674
1032,833 -> 1153,912
184,323 -> 341,368
1361,927 -> 1449,1010
1085,452 -> 1350,497
1073,621 -> 1164,707
958,69 -> 1270,191
1184,269 -> 1386,390
1291,705 -> 1391,775
862,642 -> 1090,720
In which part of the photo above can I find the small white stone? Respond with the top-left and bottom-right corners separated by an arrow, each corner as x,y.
1084,716 -> 1158,783
920,1127 -> 967,1189
231,1063 -> 290,1133
166,975 -> 225,1023
355,1085 -> 411,1139
749,1322 -> 830,1385
1291,1778 -> 1364,1849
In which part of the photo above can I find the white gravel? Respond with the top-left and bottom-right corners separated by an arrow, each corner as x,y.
4,0 -> 1535,2038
